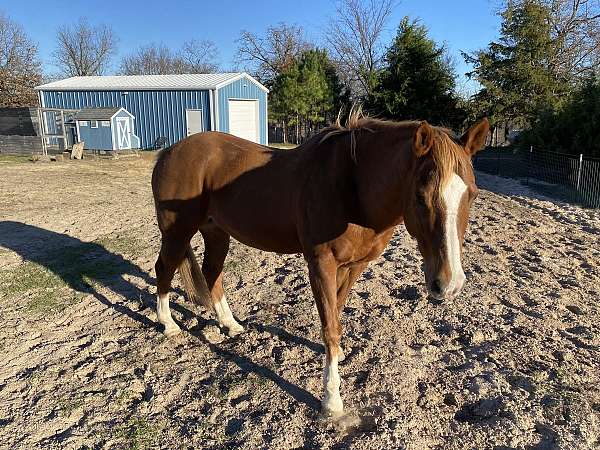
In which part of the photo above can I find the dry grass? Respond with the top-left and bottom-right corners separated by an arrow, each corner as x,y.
268,143 -> 298,150
0,155 -> 31,164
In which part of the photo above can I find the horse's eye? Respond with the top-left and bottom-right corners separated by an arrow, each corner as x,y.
416,193 -> 427,206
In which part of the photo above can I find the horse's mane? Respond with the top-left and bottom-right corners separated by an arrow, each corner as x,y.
306,106 -> 472,187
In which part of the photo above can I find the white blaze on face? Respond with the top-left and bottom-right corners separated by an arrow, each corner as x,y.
442,173 -> 468,293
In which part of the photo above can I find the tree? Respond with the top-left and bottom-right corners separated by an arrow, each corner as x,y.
270,64 -> 302,142
236,23 -> 310,84
119,40 -> 220,75
53,18 -> 117,76
539,0 -> 600,81
0,13 -> 41,107
521,76 -> 600,157
270,49 -> 348,143
465,1 -> 565,129
180,39 -> 219,73
325,0 -> 395,99
465,0 -> 600,133
366,18 -> 464,127
120,44 -> 182,75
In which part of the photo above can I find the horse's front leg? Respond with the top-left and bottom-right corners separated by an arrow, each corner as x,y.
307,252 -> 345,416
335,262 -> 368,361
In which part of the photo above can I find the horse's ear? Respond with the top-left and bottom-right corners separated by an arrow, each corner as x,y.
414,121 -> 434,157
460,118 -> 490,156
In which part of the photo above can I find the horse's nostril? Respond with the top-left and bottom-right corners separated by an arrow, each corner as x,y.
431,279 -> 443,295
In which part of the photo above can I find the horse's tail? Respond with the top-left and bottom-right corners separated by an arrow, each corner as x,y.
179,245 -> 213,309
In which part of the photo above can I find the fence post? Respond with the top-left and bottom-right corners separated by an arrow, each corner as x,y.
576,153 -> 583,191
526,145 -> 533,186
575,153 -> 584,204
495,147 -> 499,175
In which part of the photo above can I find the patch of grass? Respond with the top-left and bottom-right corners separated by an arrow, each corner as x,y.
95,234 -> 144,258
246,372 -> 270,392
0,262 -> 63,294
0,155 -> 30,164
115,417 -> 160,450
58,398 -> 84,416
269,143 -> 298,150
0,235 -> 137,314
0,261 -> 79,314
223,258 -> 241,272
554,366 -> 569,383
26,290 -> 82,314
116,389 -> 130,403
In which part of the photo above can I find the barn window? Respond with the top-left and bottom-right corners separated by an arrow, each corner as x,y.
91,120 -> 98,128
101,121 -> 110,127
79,121 -> 89,127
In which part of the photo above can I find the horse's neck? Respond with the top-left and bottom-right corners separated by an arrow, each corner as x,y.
353,135 -> 413,232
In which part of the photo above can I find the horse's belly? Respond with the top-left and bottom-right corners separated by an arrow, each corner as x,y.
210,205 -> 302,254
218,221 -> 302,254
229,227 -> 302,254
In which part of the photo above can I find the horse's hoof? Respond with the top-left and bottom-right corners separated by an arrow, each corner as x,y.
226,322 -> 245,337
163,323 -> 181,337
321,396 -> 344,417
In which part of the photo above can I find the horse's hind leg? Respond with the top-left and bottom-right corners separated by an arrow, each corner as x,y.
155,235 -> 191,337
200,224 -> 244,336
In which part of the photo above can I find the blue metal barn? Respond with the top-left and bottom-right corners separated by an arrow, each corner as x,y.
35,73 -> 269,149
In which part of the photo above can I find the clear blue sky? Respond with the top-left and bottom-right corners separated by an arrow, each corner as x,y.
3,0 -> 501,92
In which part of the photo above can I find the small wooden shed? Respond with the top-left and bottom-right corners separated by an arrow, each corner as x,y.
74,107 -> 140,151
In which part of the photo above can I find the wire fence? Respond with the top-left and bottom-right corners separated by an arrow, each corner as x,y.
473,146 -> 600,208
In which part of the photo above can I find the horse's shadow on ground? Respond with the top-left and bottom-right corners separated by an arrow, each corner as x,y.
0,220 -> 320,411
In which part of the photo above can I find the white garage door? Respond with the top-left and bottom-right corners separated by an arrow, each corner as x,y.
228,100 -> 259,143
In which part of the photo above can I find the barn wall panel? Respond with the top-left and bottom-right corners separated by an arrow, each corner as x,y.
41,90 -> 211,149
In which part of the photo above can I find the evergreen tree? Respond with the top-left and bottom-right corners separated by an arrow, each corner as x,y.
521,76 -> 600,157
464,0 -> 567,127
269,49 -> 348,142
367,18 -> 464,127
269,63 -> 303,142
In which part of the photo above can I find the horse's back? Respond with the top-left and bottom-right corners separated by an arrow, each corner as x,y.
153,132 -> 303,252
153,132 -> 269,194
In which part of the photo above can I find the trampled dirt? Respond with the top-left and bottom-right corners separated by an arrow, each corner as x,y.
0,155 -> 599,449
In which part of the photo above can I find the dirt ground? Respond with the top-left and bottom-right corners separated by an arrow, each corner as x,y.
0,154 -> 599,450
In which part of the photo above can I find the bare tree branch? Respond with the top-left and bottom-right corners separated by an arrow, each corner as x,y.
119,44 -> 184,75
325,0 -> 396,98
119,40 -> 220,75
180,39 -> 220,73
0,12 -> 41,107
236,23 -> 310,83
53,18 -> 117,76
534,0 -> 600,79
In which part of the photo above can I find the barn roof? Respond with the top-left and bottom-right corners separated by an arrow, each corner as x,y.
35,73 -> 268,92
75,108 -> 121,120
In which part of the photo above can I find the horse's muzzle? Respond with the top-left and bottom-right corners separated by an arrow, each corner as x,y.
427,275 -> 466,300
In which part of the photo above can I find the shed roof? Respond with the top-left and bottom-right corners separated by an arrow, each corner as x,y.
75,108 -> 121,120
35,73 -> 268,92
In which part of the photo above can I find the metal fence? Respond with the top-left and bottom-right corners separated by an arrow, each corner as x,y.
473,146 -> 600,208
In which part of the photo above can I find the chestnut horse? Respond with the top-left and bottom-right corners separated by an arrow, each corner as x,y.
151,113 -> 489,416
